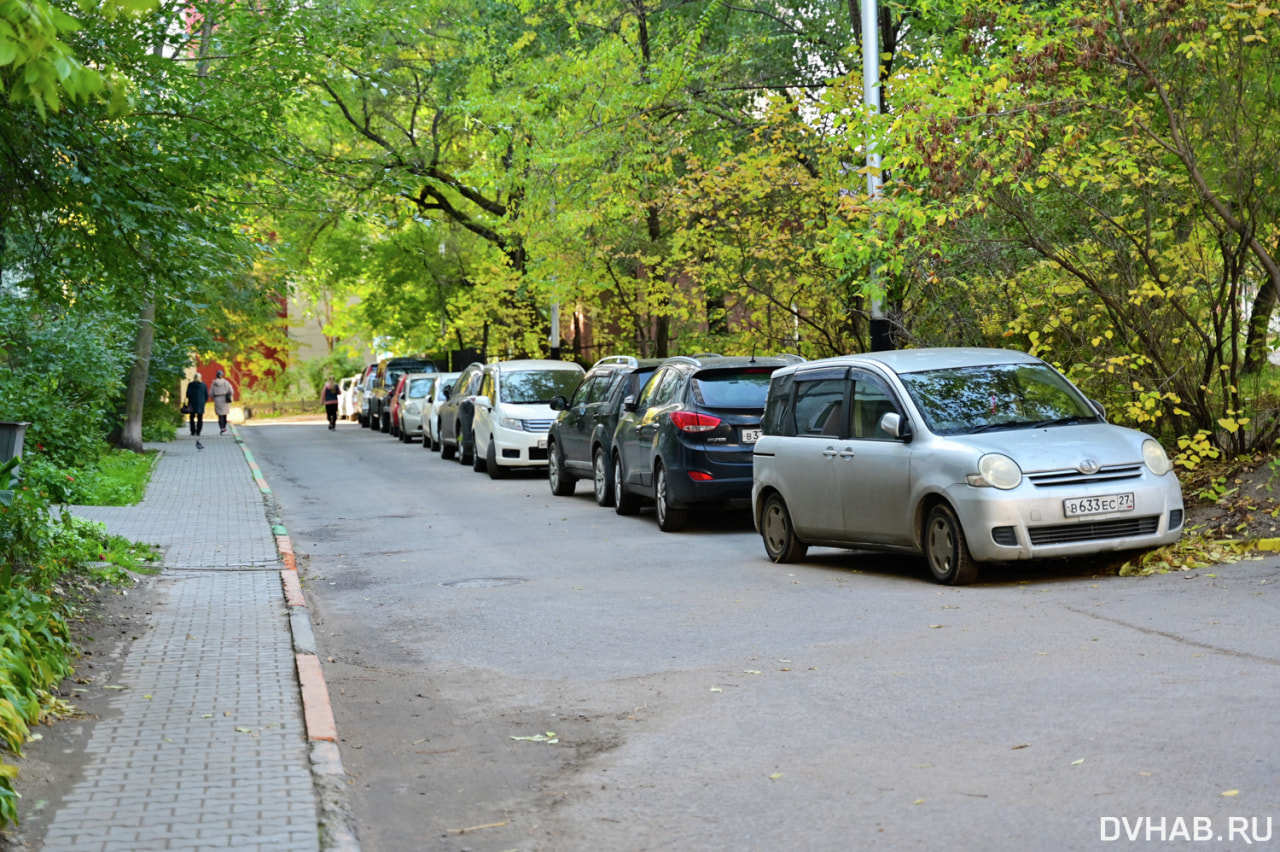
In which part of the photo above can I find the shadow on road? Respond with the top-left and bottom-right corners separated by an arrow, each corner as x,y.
796,547 -> 1127,587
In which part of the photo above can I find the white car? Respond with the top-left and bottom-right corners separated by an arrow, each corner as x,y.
469,359 -> 585,478
421,372 -> 460,452
337,374 -> 360,421
752,348 -> 1184,585
396,373 -> 438,443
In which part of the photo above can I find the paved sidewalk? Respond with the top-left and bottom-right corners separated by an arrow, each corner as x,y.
42,429 -> 357,851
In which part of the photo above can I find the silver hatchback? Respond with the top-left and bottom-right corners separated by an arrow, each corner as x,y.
751,348 -> 1184,584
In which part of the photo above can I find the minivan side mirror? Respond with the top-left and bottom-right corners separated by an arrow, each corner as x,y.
442,386 -> 452,400
549,395 -> 568,411
879,412 -> 912,442
474,395 -> 492,411
622,394 -> 638,413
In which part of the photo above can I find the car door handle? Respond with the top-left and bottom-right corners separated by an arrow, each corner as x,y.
822,448 -> 838,457
839,449 -> 856,459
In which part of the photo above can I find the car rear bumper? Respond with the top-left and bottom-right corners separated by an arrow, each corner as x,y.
663,446 -> 755,507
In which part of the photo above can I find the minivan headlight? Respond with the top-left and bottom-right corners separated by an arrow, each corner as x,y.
499,416 -> 524,431
967,453 -> 1023,490
1142,439 -> 1172,476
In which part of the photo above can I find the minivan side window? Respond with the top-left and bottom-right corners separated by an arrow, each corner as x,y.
762,373 -> 795,436
794,377 -> 847,437
849,371 -> 900,440
480,372 -> 496,400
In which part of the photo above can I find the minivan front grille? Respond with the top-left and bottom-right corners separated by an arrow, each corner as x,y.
1028,516 -> 1159,545
1027,464 -> 1144,488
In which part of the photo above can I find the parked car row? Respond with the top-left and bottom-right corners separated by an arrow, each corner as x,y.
344,348 -> 1186,584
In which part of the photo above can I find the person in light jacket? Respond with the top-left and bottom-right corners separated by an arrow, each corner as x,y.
210,370 -> 234,435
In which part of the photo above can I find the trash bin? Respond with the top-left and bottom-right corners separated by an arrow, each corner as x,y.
0,422 -> 29,500
0,422 -> 30,465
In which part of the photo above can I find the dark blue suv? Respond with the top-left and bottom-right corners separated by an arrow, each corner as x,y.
611,354 -> 803,531
547,356 -> 661,506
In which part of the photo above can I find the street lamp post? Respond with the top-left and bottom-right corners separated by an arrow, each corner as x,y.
863,0 -> 892,352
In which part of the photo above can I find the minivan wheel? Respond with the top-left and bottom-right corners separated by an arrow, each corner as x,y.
441,440 -> 456,460
655,464 -> 688,532
548,441 -> 574,496
613,454 -> 640,515
592,447 -> 613,507
471,434 -> 486,472
380,412 -> 390,433
761,493 -> 807,563
924,503 -> 979,585
486,440 -> 508,479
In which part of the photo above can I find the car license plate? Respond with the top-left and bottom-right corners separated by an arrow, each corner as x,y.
1063,493 -> 1134,517
537,439 -> 547,449
741,428 -> 762,444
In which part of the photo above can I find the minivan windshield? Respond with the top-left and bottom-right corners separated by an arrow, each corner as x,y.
500,370 -> 583,405
408,378 -> 434,397
898,362 -> 1099,436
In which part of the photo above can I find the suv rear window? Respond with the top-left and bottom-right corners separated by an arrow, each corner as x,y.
692,368 -> 777,408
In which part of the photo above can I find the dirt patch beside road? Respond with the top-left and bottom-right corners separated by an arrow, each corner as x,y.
0,573 -> 159,851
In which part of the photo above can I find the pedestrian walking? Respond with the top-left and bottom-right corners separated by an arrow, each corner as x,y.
322,379 -> 340,430
184,376 -> 208,436
210,370 -> 234,435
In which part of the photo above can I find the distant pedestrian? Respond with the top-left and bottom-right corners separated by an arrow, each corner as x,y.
322,379 -> 339,430
185,376 -> 208,436
210,370 -> 234,435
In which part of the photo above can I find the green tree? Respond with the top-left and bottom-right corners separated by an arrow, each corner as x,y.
821,0 -> 1280,450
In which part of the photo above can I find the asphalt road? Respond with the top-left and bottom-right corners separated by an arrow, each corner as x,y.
243,418 -> 1280,852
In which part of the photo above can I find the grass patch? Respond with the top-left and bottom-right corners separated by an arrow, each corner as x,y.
71,450 -> 157,506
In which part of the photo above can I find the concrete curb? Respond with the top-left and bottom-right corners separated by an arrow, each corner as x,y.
231,425 -> 361,852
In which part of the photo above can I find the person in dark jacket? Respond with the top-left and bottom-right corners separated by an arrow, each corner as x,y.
322,379 -> 340,430
185,377 -> 209,436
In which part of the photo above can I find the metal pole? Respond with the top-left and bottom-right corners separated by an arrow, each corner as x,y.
550,302 -> 561,360
863,0 -> 892,352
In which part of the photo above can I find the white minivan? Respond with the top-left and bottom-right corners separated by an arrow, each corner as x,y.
469,359 -> 586,478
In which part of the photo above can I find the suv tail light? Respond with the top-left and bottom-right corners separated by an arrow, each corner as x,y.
671,411 -> 722,433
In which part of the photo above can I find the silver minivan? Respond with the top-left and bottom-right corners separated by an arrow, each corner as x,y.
751,348 -> 1184,584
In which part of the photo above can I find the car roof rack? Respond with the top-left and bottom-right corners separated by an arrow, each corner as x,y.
591,355 -> 640,368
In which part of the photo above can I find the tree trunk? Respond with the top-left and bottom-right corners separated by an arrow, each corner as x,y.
116,301 -> 155,453
1244,276 -> 1278,373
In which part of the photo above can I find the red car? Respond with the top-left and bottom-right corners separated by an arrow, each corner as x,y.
388,374 -> 409,438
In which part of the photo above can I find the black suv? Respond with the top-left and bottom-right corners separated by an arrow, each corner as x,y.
435,361 -> 485,463
371,357 -> 435,433
546,356 -> 661,505
611,354 -> 804,531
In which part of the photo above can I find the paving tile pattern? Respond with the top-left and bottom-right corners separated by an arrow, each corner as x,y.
43,433 -> 320,851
